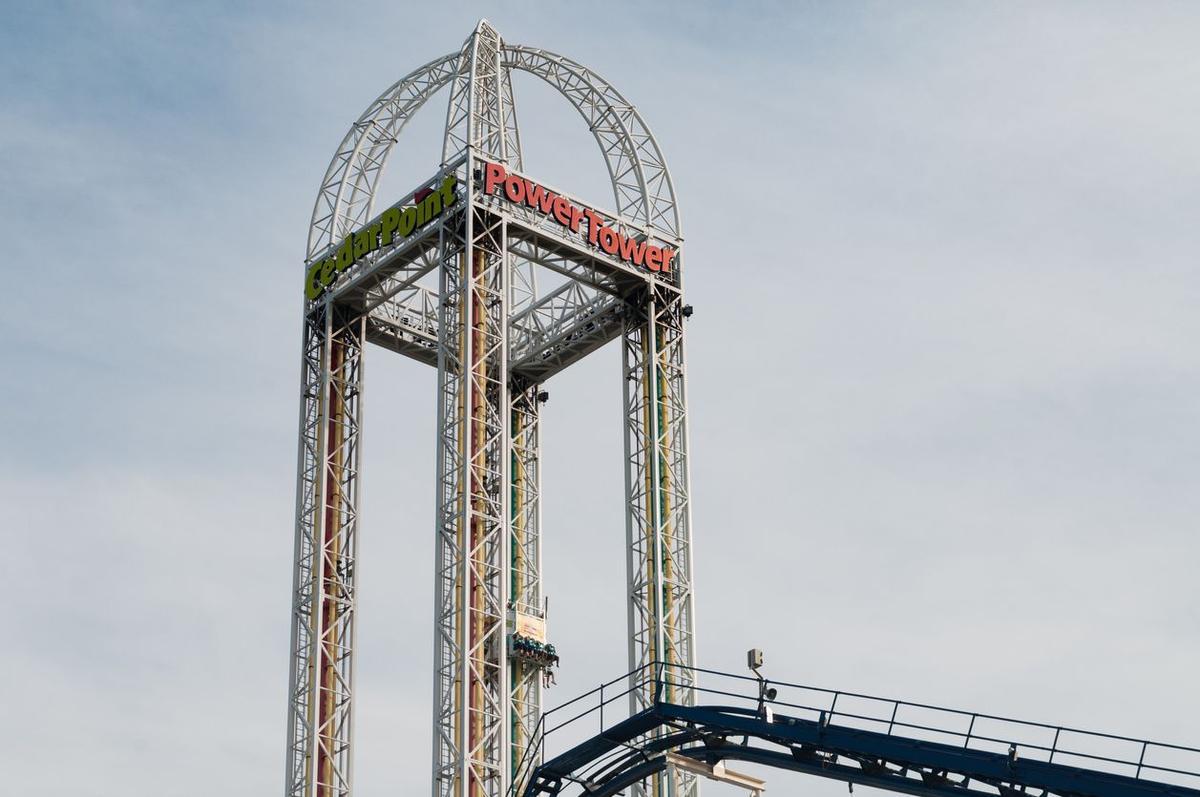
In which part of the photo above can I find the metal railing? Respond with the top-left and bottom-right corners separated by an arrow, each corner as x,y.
510,664 -> 661,795
516,661 -> 1200,794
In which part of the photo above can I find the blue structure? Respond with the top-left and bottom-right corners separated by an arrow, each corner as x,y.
516,664 -> 1200,797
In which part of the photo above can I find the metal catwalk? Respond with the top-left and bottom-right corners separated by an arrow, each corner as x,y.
519,664 -> 1200,797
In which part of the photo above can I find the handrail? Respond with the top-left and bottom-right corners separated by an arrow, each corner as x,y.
657,661 -> 1197,751
509,664 -> 663,796
524,660 -> 1200,791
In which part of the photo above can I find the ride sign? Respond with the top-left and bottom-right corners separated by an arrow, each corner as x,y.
304,175 -> 458,300
481,161 -> 677,275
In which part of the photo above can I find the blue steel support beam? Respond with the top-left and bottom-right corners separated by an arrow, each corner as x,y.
524,703 -> 1200,797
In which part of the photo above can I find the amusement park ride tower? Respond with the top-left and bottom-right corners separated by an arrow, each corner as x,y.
286,21 -> 697,797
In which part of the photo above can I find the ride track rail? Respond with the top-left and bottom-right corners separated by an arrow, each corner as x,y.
515,663 -> 1200,797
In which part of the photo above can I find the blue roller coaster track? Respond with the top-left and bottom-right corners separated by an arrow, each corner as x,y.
515,663 -> 1200,797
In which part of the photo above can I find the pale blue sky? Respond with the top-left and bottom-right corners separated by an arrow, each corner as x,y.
3,3 -> 1199,796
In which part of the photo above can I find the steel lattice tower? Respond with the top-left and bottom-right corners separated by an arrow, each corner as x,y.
286,21 -> 697,797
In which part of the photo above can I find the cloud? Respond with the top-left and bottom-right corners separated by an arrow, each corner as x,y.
4,3 -> 1199,795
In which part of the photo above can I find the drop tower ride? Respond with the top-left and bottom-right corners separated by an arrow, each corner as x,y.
286,20 -> 698,797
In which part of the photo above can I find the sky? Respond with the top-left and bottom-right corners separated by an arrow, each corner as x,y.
2,1 -> 1199,795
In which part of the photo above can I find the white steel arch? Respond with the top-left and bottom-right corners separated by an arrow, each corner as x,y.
306,42 -> 681,262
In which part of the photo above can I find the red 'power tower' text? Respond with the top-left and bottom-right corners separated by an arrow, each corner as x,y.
482,161 -> 677,274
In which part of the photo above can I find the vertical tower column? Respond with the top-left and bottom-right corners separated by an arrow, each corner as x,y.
287,305 -> 367,797
508,380 -> 542,791
433,197 -> 511,797
435,19 -> 533,797
622,287 -> 698,797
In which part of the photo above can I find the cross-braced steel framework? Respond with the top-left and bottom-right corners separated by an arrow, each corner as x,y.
286,20 -> 696,797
